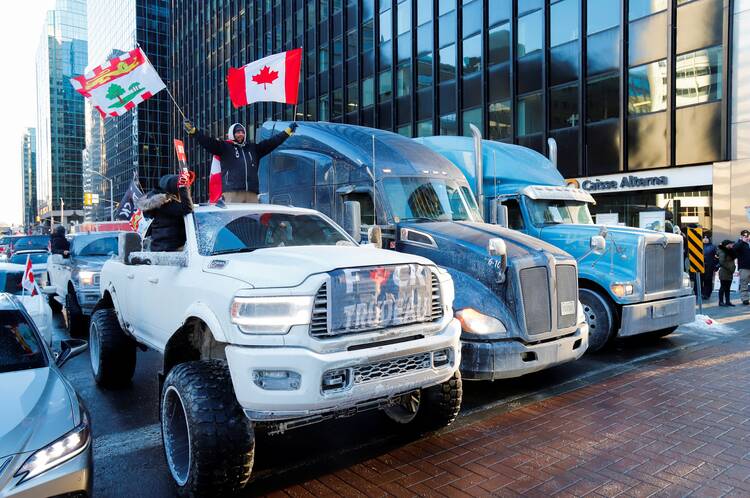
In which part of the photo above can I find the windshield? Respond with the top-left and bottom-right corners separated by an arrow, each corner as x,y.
10,252 -> 48,265
383,177 -> 482,223
73,236 -> 118,257
12,236 -> 49,251
0,309 -> 46,373
528,199 -> 594,226
194,210 -> 353,256
0,271 -> 25,295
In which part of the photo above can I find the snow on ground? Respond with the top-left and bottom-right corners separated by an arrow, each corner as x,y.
681,314 -> 735,335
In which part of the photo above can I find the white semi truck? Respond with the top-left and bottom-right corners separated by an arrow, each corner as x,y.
90,203 -> 462,496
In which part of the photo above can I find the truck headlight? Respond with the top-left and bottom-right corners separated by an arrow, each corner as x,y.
610,282 -> 634,297
682,272 -> 691,289
77,270 -> 98,286
15,411 -> 90,484
456,308 -> 506,335
231,296 -> 313,334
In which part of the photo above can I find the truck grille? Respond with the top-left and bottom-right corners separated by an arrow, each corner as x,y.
310,272 -> 442,338
353,352 -> 432,384
520,267 -> 552,335
644,243 -> 682,294
556,265 -> 578,329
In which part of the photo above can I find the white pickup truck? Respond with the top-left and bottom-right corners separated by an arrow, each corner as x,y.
90,203 -> 462,496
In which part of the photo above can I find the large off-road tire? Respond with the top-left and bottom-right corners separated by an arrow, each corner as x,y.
580,288 -> 617,353
89,308 -> 136,389
65,292 -> 89,338
161,360 -> 255,497
384,370 -> 462,432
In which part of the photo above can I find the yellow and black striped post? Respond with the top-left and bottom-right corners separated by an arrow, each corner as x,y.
687,227 -> 704,273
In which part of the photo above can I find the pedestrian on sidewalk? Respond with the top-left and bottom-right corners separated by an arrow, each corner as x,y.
735,229 -> 750,304
717,240 -> 736,307
138,172 -> 194,252
183,120 -> 297,203
701,233 -> 717,301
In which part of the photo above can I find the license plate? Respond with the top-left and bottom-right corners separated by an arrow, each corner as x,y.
652,302 -> 679,318
560,300 -> 576,316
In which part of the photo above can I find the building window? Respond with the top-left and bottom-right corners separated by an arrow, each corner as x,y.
380,9 -> 392,42
362,77 -> 374,107
439,44 -> 456,82
628,60 -> 668,114
516,93 -> 543,135
462,107 -> 482,137
462,34 -> 481,75
517,9 -> 543,57
438,0 -> 455,16
488,22 -> 511,65
440,113 -> 457,135
347,82 -> 359,111
629,0 -> 667,21
417,119 -> 433,136
397,0 -> 411,35
489,100 -> 511,140
587,0 -> 620,35
587,74 -> 620,122
550,0 -> 579,48
417,53 -> 433,89
550,84 -> 579,130
397,124 -> 413,137
319,45 -> 329,71
379,70 -> 393,100
417,0 -> 433,25
396,64 -> 412,97
675,45 -> 722,107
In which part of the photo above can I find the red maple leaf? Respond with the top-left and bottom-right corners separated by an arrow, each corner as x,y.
251,65 -> 279,89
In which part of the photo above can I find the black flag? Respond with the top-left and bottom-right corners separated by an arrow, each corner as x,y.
115,179 -> 145,221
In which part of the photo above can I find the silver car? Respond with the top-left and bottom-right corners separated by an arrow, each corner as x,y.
0,293 -> 91,497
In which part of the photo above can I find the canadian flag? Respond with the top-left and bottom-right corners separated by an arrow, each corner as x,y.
227,48 -> 302,108
22,255 -> 38,296
209,155 -> 222,203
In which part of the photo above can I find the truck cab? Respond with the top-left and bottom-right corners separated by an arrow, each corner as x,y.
417,136 -> 695,352
259,121 -> 589,380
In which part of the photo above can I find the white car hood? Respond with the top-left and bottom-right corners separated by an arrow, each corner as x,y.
0,367 -> 75,458
204,245 -> 435,288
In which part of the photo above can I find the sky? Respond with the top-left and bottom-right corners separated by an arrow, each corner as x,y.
0,1 -> 57,226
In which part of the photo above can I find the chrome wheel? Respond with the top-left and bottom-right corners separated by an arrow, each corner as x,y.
162,386 -> 192,487
383,390 -> 421,424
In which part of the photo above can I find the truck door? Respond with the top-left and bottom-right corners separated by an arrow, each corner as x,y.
499,198 -> 529,234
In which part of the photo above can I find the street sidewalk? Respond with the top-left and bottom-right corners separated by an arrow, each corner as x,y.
266,304 -> 750,497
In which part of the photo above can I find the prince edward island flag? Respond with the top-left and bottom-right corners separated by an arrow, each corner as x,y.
70,47 -> 166,118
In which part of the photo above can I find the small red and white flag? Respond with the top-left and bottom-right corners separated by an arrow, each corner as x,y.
70,47 -> 166,118
22,255 -> 38,297
227,48 -> 302,108
209,155 -> 223,203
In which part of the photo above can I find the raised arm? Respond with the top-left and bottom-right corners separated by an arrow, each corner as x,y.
185,121 -> 224,156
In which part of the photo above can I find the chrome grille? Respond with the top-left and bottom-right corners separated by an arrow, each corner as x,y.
520,266 -> 552,335
309,284 -> 328,336
556,265 -> 578,329
645,243 -> 682,294
353,352 -> 432,384
430,272 -> 443,320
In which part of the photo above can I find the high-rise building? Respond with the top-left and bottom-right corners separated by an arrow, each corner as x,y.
22,128 -> 37,229
84,0 -> 172,221
172,0 -> 734,232
35,0 -> 87,224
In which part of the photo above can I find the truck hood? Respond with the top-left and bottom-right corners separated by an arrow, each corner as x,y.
203,245 -> 436,288
70,255 -> 111,271
0,367 -> 75,459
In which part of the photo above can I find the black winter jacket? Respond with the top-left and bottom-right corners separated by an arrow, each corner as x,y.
50,234 -> 70,256
735,239 -> 750,270
138,187 -> 193,252
194,129 -> 290,194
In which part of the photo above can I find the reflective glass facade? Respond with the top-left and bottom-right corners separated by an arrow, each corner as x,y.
85,0 -> 171,221
35,0 -> 87,217
172,0 -> 731,200
22,128 -> 37,229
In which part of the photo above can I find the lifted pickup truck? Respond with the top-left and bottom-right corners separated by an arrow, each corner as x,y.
47,232 -> 120,337
90,204 -> 462,496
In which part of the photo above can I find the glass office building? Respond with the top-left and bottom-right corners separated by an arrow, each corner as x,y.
172,0 -> 729,220
35,0 -> 88,222
22,128 -> 37,230
85,0 -> 172,221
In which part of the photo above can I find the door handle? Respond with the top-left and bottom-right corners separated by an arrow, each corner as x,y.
148,277 -> 159,284
126,273 -> 134,280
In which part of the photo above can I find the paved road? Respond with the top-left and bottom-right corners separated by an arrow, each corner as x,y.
53,300 -> 750,497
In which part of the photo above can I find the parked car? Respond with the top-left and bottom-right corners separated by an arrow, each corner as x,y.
92,203 -> 462,495
0,293 -> 91,497
8,250 -> 50,286
0,237 -> 21,262
0,263 -> 53,343
9,236 -> 49,259
47,232 -> 120,337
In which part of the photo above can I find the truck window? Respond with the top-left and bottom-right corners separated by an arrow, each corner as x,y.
502,199 -> 525,230
342,192 -> 375,225
194,210 -> 353,256
528,199 -> 594,226
382,177 -> 482,222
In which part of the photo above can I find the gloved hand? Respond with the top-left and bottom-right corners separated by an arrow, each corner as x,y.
183,121 -> 197,135
286,122 -> 298,135
178,170 -> 196,187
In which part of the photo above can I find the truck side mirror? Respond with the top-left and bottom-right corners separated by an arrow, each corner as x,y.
590,235 -> 606,255
119,232 -> 142,265
367,225 -> 383,248
343,201 -> 362,241
492,201 -> 509,229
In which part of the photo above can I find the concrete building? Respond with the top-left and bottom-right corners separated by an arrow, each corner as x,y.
84,0 -> 172,222
35,0 -> 87,224
22,128 -> 37,230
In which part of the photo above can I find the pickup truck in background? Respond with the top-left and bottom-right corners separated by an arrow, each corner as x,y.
47,232 -> 120,336
258,121 -> 589,380
417,136 -> 695,352
91,203 -> 462,495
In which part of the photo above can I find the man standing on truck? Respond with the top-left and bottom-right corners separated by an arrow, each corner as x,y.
183,120 -> 298,203
49,225 -> 70,257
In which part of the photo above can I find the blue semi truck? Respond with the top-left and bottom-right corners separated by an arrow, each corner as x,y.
416,135 -> 695,352
257,121 -> 589,380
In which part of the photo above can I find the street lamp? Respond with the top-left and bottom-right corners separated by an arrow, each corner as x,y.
85,169 -> 114,221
